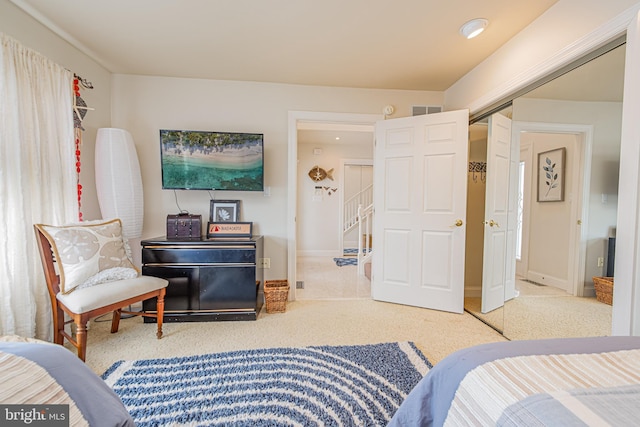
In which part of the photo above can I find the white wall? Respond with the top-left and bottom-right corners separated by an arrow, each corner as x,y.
297,143 -> 373,256
110,74 -> 442,279
0,0 -> 111,223
513,97 -> 622,290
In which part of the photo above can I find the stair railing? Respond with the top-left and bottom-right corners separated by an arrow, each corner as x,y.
356,204 -> 373,276
344,184 -> 373,233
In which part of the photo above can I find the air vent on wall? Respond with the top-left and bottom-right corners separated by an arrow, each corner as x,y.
412,105 -> 443,116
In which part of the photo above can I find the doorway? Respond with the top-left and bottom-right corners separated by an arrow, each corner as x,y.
514,124 -> 591,296
287,111 -> 380,301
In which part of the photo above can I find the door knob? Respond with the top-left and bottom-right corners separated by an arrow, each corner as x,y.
483,220 -> 500,227
451,219 -> 463,227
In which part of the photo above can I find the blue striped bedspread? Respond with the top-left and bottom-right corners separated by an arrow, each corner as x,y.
389,336 -> 640,427
497,384 -> 640,426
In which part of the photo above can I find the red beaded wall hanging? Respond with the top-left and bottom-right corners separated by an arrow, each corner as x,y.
72,74 -> 93,221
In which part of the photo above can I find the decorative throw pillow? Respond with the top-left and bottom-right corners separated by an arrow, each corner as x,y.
35,219 -> 138,294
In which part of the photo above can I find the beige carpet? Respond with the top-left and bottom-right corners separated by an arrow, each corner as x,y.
502,295 -> 612,340
464,297 -> 504,331
80,299 -> 506,375
465,279 -> 612,340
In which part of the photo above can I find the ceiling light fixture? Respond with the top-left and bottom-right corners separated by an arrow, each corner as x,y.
459,18 -> 488,39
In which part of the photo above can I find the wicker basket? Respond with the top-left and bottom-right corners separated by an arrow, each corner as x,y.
264,280 -> 289,313
593,276 -> 614,305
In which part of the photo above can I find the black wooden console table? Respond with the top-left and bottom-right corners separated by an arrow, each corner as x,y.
141,235 -> 264,322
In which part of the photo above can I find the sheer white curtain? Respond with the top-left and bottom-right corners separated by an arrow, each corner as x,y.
0,34 -> 78,340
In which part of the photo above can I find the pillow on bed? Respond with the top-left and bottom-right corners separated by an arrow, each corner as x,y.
35,219 -> 138,294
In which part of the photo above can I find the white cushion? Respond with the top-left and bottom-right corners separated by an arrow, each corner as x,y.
57,275 -> 168,314
35,219 -> 138,294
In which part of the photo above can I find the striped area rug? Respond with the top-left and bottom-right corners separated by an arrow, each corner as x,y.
343,248 -> 370,255
333,257 -> 358,266
335,248 -> 370,266
102,342 -> 430,426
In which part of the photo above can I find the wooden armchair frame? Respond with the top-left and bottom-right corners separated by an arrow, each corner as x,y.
34,225 -> 166,361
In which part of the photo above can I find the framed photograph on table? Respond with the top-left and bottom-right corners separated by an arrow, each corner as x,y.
537,147 -> 565,202
210,200 -> 241,222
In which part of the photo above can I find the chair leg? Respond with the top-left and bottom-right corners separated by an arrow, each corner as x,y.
52,305 -> 65,345
111,309 -> 122,333
75,320 -> 88,362
156,290 -> 165,339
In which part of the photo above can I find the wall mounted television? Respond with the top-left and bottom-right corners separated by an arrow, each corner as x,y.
160,129 -> 264,191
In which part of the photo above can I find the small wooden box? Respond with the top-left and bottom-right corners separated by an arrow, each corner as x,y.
166,213 -> 202,239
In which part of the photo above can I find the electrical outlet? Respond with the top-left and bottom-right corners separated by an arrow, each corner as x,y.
259,258 -> 271,268
597,257 -> 604,267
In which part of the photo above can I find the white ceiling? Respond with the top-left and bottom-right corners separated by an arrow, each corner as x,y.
11,0 -> 558,91
14,0 -> 623,146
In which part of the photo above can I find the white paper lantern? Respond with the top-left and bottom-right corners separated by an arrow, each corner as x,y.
95,128 -> 144,238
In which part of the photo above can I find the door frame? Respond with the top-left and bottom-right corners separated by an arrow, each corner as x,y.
516,143 -> 533,278
511,121 -> 593,296
288,111 -> 381,300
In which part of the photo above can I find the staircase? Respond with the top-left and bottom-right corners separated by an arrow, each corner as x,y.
343,184 -> 373,276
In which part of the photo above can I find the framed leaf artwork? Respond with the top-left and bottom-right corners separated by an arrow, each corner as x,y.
210,200 -> 241,222
537,147 -> 565,202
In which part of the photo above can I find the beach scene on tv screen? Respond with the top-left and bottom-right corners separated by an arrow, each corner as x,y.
160,130 -> 263,190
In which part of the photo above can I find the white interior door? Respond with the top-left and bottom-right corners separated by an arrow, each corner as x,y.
481,113 -> 512,313
372,110 -> 469,313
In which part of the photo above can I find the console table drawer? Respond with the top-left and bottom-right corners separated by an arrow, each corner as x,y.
142,246 -> 256,264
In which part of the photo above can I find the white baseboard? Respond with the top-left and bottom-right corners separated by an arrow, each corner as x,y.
526,271 -> 568,291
